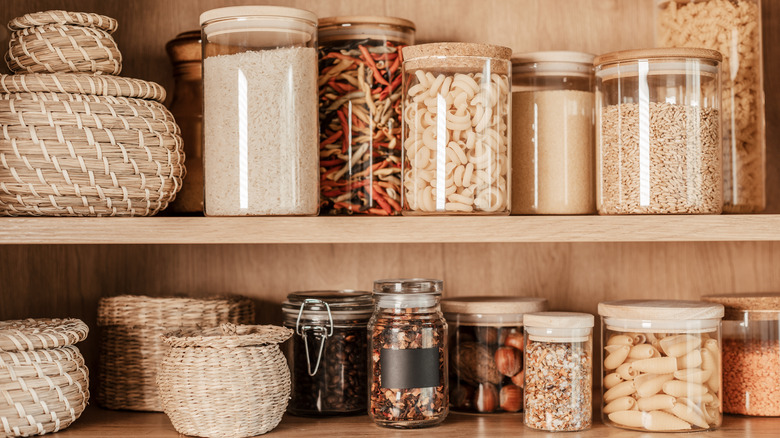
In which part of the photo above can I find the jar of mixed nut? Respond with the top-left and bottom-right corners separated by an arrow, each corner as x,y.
442,296 -> 547,414
282,290 -> 373,416
523,312 -> 594,432
368,279 -> 448,428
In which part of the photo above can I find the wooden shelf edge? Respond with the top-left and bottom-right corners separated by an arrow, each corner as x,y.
0,215 -> 778,244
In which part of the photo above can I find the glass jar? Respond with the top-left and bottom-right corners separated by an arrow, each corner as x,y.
282,290 -> 372,416
401,43 -> 512,215
442,296 -> 547,413
368,279 -> 448,428
523,312 -> 594,432
656,0 -> 765,213
317,16 -> 415,216
594,48 -> 723,215
598,300 -> 725,432
703,293 -> 780,416
166,30 -> 203,214
511,51 -> 595,215
200,6 -> 319,216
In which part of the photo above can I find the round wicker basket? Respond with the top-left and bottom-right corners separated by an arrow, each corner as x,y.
0,319 -> 89,437
6,10 -> 122,75
96,295 -> 255,412
0,73 -> 185,216
158,324 -> 292,438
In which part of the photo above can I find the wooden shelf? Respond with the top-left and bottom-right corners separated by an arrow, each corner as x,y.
55,407 -> 779,437
1,215 -> 780,244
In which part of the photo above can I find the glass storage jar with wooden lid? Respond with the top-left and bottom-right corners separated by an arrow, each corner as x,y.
598,300 -> 725,432
401,43 -> 512,215
442,296 -> 547,414
656,0 -> 765,213
702,293 -> 780,416
317,17 -> 415,216
511,51 -> 595,215
594,48 -> 723,215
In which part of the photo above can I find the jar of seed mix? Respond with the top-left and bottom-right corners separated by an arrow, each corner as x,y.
282,290 -> 373,416
318,16 -> 415,215
657,0 -> 765,213
201,6 -> 319,216
594,48 -> 722,215
598,300 -> 724,432
703,293 -> 780,416
442,296 -> 547,413
368,279 -> 448,428
511,51 -> 596,215
523,312 -> 594,432
401,43 -> 512,215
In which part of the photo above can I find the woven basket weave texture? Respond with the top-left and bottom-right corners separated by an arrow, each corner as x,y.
6,10 -> 121,75
0,319 -> 89,437
158,324 -> 292,438
96,295 -> 255,412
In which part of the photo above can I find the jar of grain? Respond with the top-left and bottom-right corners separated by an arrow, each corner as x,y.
401,43 -> 512,215
442,296 -> 547,414
318,17 -> 415,216
511,51 -> 595,215
657,0 -> 765,213
598,300 -> 724,432
200,6 -> 319,216
594,48 -> 723,215
523,312 -> 594,431
702,293 -> 780,416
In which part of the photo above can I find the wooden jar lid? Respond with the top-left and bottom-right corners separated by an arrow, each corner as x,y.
598,300 -> 725,320
594,47 -> 722,66
524,311 -> 594,329
702,293 -> 780,320
442,296 -> 547,315
200,5 -> 316,26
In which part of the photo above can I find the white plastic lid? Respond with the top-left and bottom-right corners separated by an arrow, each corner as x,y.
200,6 -> 317,26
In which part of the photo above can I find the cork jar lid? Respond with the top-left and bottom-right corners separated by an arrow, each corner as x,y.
594,47 -> 722,66
403,42 -> 512,61
442,296 -> 547,315
524,312 -> 594,329
599,300 -> 724,320
702,293 -> 780,320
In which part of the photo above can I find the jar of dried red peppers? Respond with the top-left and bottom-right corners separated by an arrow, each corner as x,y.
317,16 -> 415,215
368,279 -> 448,428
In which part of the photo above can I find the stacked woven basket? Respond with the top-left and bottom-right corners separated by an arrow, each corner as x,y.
0,10 -> 185,216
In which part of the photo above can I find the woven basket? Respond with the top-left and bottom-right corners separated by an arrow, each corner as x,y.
0,318 -> 89,437
97,295 -> 255,412
6,10 -> 121,75
158,324 -> 292,438
0,73 -> 185,216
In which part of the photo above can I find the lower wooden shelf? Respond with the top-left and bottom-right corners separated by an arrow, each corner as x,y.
56,407 -> 779,437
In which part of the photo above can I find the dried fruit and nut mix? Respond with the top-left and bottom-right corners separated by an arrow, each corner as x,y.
317,17 -> 415,215
599,300 -> 725,432
369,279 -> 448,428
442,296 -> 546,413
282,291 -> 373,416
523,312 -> 594,432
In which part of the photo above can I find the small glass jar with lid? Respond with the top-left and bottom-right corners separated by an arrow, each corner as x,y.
594,48 -> 723,215
598,300 -> 725,432
511,51 -> 595,215
523,312 -> 594,432
317,16 -> 415,215
200,6 -> 319,216
282,290 -> 373,416
401,43 -> 512,215
656,0 -> 765,213
368,278 -> 448,428
442,296 -> 547,413
702,293 -> 780,416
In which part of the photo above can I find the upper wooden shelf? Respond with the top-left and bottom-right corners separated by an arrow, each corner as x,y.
0,214 -> 779,244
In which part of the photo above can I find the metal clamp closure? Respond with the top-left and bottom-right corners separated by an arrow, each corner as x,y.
296,298 -> 334,376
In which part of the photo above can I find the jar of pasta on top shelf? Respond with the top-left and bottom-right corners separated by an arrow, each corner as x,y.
401,43 -> 512,215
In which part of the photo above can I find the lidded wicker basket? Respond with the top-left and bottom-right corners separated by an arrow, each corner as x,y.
0,318 -> 89,437
96,295 -> 254,412
157,324 -> 292,438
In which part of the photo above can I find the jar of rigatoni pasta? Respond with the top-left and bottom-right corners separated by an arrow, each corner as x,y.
401,43 -> 512,215
598,300 -> 724,432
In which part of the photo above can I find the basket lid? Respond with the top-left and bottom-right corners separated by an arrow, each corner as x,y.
598,300 -> 724,320
442,296 -> 547,315
403,42 -> 512,61
162,324 -> 292,348
594,47 -> 722,66
523,312 -> 594,329
97,294 -> 254,327
702,293 -> 780,320
0,73 -> 167,102
8,10 -> 118,33
0,318 -> 88,352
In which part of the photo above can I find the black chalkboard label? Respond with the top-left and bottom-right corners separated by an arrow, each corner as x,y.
380,347 -> 440,389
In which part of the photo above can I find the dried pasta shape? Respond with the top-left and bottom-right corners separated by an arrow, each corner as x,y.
670,401 -> 709,428
677,349 -> 702,369
644,410 -> 692,431
700,348 -> 720,392
637,394 -> 676,411
604,396 -> 637,414
662,380 -> 709,398
629,344 -> 659,359
608,410 -> 645,428
631,357 -> 677,374
604,380 -> 636,403
660,334 -> 702,357
604,345 -> 631,370
673,368 -> 712,384
604,372 -> 623,389
616,362 -> 640,380
607,334 -> 635,346
636,373 -> 674,398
